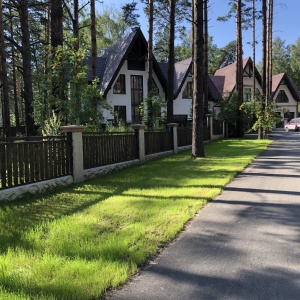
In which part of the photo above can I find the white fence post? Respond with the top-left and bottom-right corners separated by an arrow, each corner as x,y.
168,123 -> 179,154
61,125 -> 85,183
132,124 -> 146,163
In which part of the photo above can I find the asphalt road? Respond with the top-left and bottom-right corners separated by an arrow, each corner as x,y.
109,130 -> 300,300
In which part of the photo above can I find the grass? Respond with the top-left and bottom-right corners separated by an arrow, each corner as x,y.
0,139 -> 271,300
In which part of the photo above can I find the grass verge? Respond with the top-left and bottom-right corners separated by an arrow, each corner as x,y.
0,139 -> 271,300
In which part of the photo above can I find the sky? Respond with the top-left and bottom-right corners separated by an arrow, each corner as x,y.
96,1 -> 300,62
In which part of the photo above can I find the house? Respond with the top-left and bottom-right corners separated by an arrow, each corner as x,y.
159,57 -> 222,124
86,28 -> 167,124
272,73 -> 300,123
86,28 -> 299,128
212,57 -> 263,116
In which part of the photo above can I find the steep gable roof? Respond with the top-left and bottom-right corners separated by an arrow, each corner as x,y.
159,57 -> 222,101
174,58 -> 192,98
208,76 -> 223,100
213,57 -> 261,98
86,28 -> 167,96
272,73 -> 300,102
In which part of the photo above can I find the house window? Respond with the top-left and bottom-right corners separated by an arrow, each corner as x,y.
276,90 -> 289,103
151,79 -> 159,96
113,74 -> 126,94
114,106 -> 127,123
243,88 -> 252,102
131,75 -> 143,122
183,81 -> 193,99
255,88 -> 261,98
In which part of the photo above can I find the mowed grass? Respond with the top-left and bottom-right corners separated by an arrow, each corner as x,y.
0,139 -> 271,300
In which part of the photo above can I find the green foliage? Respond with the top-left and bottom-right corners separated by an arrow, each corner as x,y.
290,37 -> 300,89
79,6 -> 129,51
218,92 -> 242,136
272,36 -> 291,76
121,1 -> 140,29
105,120 -> 133,132
139,92 -> 167,128
0,139 -> 270,299
41,110 -> 62,136
240,96 -> 284,135
35,37 -> 109,130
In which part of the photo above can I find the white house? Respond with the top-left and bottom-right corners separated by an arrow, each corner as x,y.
86,29 -> 299,127
86,28 -> 167,124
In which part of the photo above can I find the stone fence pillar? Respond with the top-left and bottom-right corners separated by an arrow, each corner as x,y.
61,125 -> 85,183
167,123 -> 179,153
132,124 -> 146,163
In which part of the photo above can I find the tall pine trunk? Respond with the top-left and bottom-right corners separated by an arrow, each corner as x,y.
147,0 -> 154,127
0,0 -> 11,137
18,0 -> 35,136
90,0 -> 97,110
236,0 -> 244,137
203,0 -> 209,117
259,0 -> 267,139
252,0 -> 256,100
167,0 -> 175,124
192,0 -> 205,158
267,0 -> 273,101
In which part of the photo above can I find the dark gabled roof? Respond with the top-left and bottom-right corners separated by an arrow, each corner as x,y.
174,58 -> 192,98
158,58 -> 192,98
159,57 -> 223,101
86,28 -> 167,96
272,73 -> 300,102
208,76 -> 223,100
86,56 -> 107,82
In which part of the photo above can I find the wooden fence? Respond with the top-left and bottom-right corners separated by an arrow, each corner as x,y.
0,124 -> 217,192
83,132 -> 137,169
145,129 -> 173,155
0,136 -> 72,190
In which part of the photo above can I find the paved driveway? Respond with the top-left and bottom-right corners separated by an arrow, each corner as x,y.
109,130 -> 300,300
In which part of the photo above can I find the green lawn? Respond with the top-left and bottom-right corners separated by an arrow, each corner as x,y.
0,139 -> 271,300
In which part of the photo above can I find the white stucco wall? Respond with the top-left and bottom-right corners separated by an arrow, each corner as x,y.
100,61 -> 166,123
173,76 -> 192,119
273,85 -> 298,120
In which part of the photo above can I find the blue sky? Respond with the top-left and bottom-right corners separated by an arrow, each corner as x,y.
97,1 -> 300,62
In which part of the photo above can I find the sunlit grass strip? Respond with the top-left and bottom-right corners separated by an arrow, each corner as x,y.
0,139 -> 271,300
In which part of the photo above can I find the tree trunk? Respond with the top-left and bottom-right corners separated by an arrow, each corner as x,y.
167,0 -> 175,124
51,0 -> 63,49
147,0 -> 154,127
0,0 -> 11,137
252,0 -> 256,100
267,0 -> 273,101
10,7 -> 20,132
18,0 -> 35,136
203,0 -> 209,117
259,0 -> 267,139
236,0 -> 244,137
192,0 -> 205,158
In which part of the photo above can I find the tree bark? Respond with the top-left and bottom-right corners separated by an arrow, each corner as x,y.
51,0 -> 63,49
236,0 -> 244,137
252,0 -> 256,100
10,7 -> 20,132
0,0 -> 11,137
259,0 -> 267,139
147,0 -> 154,127
192,0 -> 205,158
203,0 -> 209,116
267,0 -> 273,100
167,0 -> 175,123
18,0 -> 35,136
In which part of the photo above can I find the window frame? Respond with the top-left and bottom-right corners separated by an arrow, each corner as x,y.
113,74 -> 126,94
182,81 -> 193,99
276,90 -> 289,103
